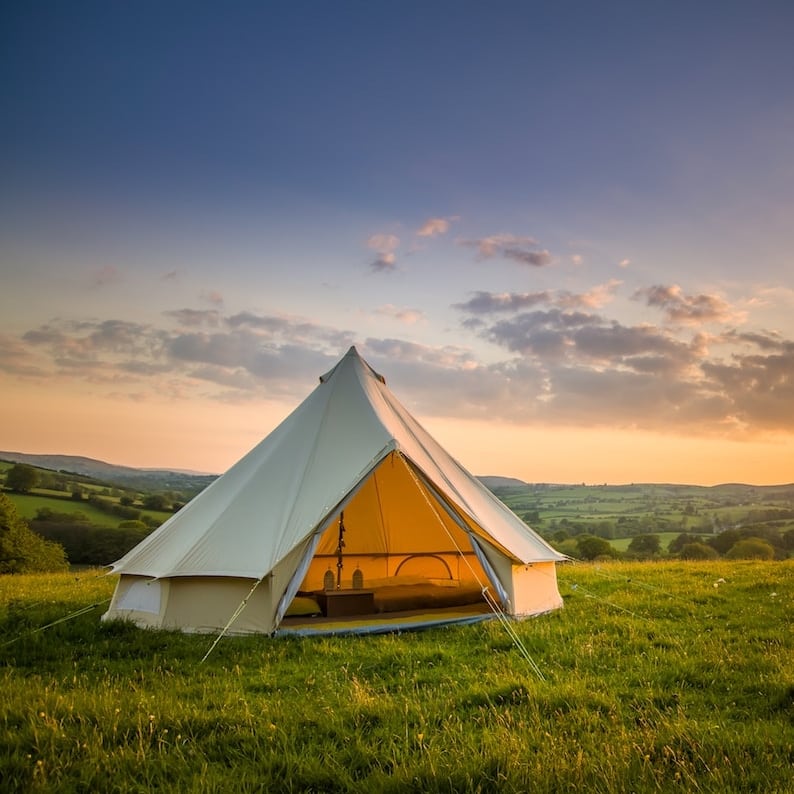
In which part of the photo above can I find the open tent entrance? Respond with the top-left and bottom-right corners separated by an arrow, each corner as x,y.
282,451 -> 511,627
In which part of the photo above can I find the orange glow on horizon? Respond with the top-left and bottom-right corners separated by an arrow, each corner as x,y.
2,378 -> 792,486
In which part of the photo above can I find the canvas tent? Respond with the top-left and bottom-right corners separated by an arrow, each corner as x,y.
103,347 -> 564,635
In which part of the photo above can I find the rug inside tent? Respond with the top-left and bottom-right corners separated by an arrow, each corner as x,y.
277,602 -> 494,636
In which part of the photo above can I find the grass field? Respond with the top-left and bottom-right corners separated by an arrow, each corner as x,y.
1,560 -> 792,792
608,532 -> 682,553
6,491 -> 173,528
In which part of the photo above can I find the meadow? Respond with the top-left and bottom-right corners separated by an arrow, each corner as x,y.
1,560 -> 792,792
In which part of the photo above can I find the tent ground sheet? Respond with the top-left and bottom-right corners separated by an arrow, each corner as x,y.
277,602 -> 494,636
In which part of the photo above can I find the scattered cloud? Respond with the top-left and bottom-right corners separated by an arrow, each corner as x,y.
571,254 -> 584,266
450,286 -> 794,434
165,309 -> 222,328
6,280 -> 794,437
557,279 -> 622,309
454,281 -> 621,315
458,234 -> 553,267
633,284 -> 742,326
502,247 -> 553,267
162,269 -> 180,281
374,305 -> 425,325
367,233 -> 400,273
416,216 -> 458,238
454,291 -> 552,314
370,253 -> 397,273
619,258 -> 631,268
201,289 -> 224,306
367,233 -> 400,252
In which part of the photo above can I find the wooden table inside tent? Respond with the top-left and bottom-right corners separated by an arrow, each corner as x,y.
315,589 -> 375,617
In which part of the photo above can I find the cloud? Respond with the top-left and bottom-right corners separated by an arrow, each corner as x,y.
165,309 -> 222,328
201,289 -> 224,306
445,291 -> 794,434
370,253 -> 397,273
367,233 -> 400,273
634,284 -> 741,325
162,269 -> 180,281
459,234 -> 537,259
502,247 -> 553,267
416,216 -> 458,238
453,282 -> 620,315
454,291 -> 552,314
458,234 -> 553,267
556,280 -> 622,310
8,289 -> 794,438
571,254 -> 583,265
364,338 -> 478,370
367,233 -> 400,252
619,258 -> 631,268
0,334 -> 47,376
721,329 -> 786,351
374,305 -> 425,324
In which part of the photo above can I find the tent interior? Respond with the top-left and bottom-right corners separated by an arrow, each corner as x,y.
279,451 -> 557,632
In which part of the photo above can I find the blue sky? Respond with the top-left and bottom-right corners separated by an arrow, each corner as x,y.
1,2 -> 793,483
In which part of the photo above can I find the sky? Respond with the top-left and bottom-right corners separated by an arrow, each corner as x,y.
1,1 -> 793,485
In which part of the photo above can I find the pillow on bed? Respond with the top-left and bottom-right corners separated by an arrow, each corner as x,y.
285,595 -> 322,617
373,583 -> 484,613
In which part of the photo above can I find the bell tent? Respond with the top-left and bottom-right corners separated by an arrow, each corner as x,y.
103,347 -> 564,635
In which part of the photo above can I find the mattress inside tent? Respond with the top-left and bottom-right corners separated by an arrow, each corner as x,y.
278,576 -> 494,635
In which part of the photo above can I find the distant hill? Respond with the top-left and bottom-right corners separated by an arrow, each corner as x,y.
477,475 -> 529,490
0,451 -> 217,493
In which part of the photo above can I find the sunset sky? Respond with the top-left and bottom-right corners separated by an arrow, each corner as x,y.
1,2 -> 793,485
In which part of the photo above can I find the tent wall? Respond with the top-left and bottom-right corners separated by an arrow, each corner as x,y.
104,575 -> 275,633
509,562 -> 562,615
104,541 -> 312,634
474,537 -> 563,615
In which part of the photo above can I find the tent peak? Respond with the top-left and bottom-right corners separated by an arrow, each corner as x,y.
320,347 -> 386,385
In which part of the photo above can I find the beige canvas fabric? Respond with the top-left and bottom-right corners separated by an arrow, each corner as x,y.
104,347 -> 564,633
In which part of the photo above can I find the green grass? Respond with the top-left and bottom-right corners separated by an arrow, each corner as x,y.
609,532 -> 682,553
6,493 -> 120,525
1,561 -> 792,792
4,491 -> 173,528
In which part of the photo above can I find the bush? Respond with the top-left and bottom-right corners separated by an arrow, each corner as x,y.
87,494 -> 141,521
0,493 -> 68,573
4,464 -> 39,493
627,534 -> 661,557
709,529 -> 742,555
31,522 -> 151,566
117,520 -> 147,530
553,538 -> 580,558
576,535 -> 617,560
725,538 -> 775,560
680,542 -> 719,560
669,533 -> 702,554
